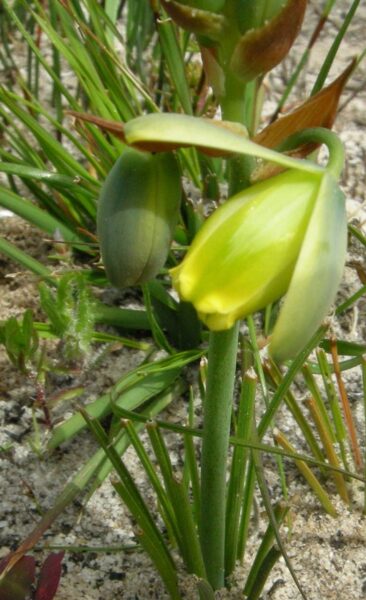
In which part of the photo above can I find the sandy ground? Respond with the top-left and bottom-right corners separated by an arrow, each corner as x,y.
1,1 -> 366,599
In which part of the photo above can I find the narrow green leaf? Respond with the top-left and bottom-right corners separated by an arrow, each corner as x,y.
316,348 -> 348,471
244,503 -> 289,598
225,371 -> 256,577
196,578 -> 215,600
245,546 -> 282,600
156,17 -> 193,114
312,0 -> 361,95
361,356 -> 366,514
251,429 -> 308,600
265,359 -> 325,465
93,305 -> 151,331
48,350 -> 200,448
349,223 -> 366,247
0,236 -> 54,284
302,364 -> 336,442
147,422 -> 206,577
82,412 -> 180,599
305,397 -> 349,503
142,284 -> 174,354
3,392 -> 175,576
0,162 -> 96,195
0,187 -> 85,246
258,324 -> 329,437
336,285 -> 366,315
237,462 -> 256,561
114,405 -> 366,484
121,419 -> 181,549
85,390 -> 177,500
183,427 -> 201,524
274,429 -> 337,517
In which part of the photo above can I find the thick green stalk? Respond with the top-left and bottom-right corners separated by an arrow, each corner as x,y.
200,323 -> 239,589
220,73 -> 247,125
220,73 -> 254,194
199,61 -> 249,587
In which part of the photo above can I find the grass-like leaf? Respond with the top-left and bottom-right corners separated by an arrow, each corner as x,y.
0,237 -> 54,284
82,411 -> 180,599
48,349 -> 201,448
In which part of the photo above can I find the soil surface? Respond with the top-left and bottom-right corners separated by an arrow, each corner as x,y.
1,2 -> 366,599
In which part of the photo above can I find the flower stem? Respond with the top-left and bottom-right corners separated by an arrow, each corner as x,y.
200,323 -> 240,589
278,127 -> 345,178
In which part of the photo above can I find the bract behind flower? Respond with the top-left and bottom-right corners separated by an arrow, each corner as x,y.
270,172 -> 347,361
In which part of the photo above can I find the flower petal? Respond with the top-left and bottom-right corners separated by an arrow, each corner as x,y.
172,170 -> 320,329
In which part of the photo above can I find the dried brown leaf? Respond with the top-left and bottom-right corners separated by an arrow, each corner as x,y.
230,0 -> 307,82
66,111 -> 126,141
254,60 -> 356,150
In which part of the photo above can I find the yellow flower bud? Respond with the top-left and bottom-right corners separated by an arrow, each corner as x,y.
171,169 -> 347,360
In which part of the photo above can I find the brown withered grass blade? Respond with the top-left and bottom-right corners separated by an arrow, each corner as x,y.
66,111 -> 126,141
253,59 -> 356,150
330,336 -> 364,472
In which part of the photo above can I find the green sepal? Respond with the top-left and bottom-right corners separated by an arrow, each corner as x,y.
270,173 -> 347,361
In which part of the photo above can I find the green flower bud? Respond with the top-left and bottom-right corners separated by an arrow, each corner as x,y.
97,148 -> 181,288
171,169 -> 347,360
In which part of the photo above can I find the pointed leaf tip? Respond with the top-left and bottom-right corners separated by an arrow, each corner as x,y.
254,59 -> 356,151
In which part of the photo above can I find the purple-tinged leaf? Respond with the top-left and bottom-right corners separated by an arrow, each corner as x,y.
35,552 -> 64,600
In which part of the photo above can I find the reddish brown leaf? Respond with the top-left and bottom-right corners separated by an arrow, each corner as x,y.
254,60 -> 356,150
35,552 -> 64,600
66,111 -> 126,141
0,555 -> 36,600
230,0 -> 307,82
